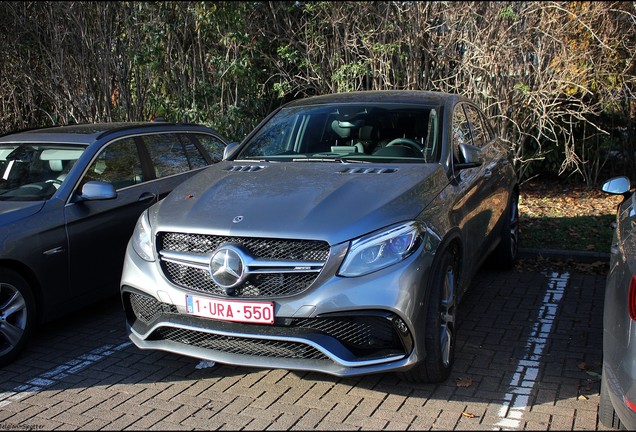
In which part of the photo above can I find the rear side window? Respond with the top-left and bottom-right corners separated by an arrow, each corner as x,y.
144,133 -> 207,178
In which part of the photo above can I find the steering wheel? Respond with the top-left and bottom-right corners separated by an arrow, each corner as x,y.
45,178 -> 63,189
386,138 -> 423,154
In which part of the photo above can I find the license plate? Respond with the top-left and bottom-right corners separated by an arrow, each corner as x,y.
185,295 -> 274,324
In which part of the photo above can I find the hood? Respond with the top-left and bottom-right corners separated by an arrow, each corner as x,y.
153,161 -> 448,245
0,200 -> 45,226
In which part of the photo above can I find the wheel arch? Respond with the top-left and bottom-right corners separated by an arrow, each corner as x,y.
430,230 -> 463,295
0,259 -> 42,322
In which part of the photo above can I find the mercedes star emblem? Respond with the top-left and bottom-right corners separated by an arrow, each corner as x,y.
209,245 -> 246,290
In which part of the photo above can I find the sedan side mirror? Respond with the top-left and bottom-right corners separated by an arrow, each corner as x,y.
602,176 -> 632,199
454,143 -> 483,170
77,180 -> 117,201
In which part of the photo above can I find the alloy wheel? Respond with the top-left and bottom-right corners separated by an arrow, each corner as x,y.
0,282 -> 28,356
439,265 -> 456,367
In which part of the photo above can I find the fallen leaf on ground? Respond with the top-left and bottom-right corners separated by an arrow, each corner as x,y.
456,377 -> 473,387
461,412 -> 478,418
578,394 -> 589,401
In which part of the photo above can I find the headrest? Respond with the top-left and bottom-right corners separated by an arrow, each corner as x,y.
359,125 -> 379,141
331,120 -> 351,138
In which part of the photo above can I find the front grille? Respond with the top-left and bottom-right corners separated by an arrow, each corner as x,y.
162,262 -> 318,297
158,233 -> 330,298
152,327 -> 329,360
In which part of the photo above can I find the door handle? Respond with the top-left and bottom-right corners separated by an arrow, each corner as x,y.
138,192 -> 156,203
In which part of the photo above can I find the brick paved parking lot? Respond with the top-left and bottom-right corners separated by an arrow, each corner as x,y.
0,267 -> 612,430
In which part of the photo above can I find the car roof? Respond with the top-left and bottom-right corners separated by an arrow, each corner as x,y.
0,122 -> 218,145
282,90 -> 468,108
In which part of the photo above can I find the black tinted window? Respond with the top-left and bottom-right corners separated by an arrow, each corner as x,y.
144,133 -> 207,178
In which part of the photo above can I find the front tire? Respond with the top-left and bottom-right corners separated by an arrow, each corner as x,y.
402,249 -> 457,383
0,269 -> 36,367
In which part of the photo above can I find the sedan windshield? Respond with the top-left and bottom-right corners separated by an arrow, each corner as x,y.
0,143 -> 86,201
236,103 -> 440,163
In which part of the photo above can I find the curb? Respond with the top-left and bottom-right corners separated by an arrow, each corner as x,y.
519,247 -> 610,263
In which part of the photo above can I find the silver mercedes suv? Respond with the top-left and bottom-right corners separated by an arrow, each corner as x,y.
120,90 -> 519,383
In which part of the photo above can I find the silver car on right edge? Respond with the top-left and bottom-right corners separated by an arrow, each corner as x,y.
120,90 -> 519,383
601,176 -> 636,429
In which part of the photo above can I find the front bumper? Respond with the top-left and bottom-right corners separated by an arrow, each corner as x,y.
120,239 -> 435,377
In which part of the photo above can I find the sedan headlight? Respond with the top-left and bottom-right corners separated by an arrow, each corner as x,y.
132,210 -> 155,261
339,221 -> 424,277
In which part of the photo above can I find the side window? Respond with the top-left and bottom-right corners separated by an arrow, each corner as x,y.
463,105 -> 487,148
452,105 -> 472,161
193,133 -> 226,163
84,138 -> 143,190
239,113 -> 298,158
480,111 -> 496,142
144,133 -> 207,179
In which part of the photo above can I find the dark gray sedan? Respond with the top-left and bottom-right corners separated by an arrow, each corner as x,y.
600,176 -> 636,429
0,122 -> 227,366
120,91 -> 519,383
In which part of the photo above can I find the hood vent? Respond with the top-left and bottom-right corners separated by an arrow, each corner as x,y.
226,165 -> 266,172
339,167 -> 398,174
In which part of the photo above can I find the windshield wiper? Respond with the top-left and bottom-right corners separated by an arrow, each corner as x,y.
292,158 -> 368,163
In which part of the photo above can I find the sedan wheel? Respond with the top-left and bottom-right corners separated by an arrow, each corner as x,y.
0,269 -> 35,366
489,192 -> 519,269
402,249 -> 457,383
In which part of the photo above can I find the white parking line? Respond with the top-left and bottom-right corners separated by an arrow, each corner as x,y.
0,341 -> 131,408
494,271 -> 569,430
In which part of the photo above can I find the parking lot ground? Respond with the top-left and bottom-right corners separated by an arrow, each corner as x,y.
0,267 -> 612,430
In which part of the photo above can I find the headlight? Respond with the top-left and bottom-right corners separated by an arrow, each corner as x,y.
132,210 -> 154,261
338,221 -> 424,277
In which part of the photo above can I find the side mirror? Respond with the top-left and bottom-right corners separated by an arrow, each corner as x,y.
602,176 -> 631,198
77,181 -> 117,201
455,143 -> 483,170
223,142 -> 241,160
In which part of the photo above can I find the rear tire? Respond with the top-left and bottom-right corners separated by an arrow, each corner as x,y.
0,268 -> 36,367
402,249 -> 457,383
600,367 -> 623,429
489,192 -> 519,269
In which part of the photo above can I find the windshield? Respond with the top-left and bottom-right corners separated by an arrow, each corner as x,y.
236,103 -> 440,163
0,143 -> 86,201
